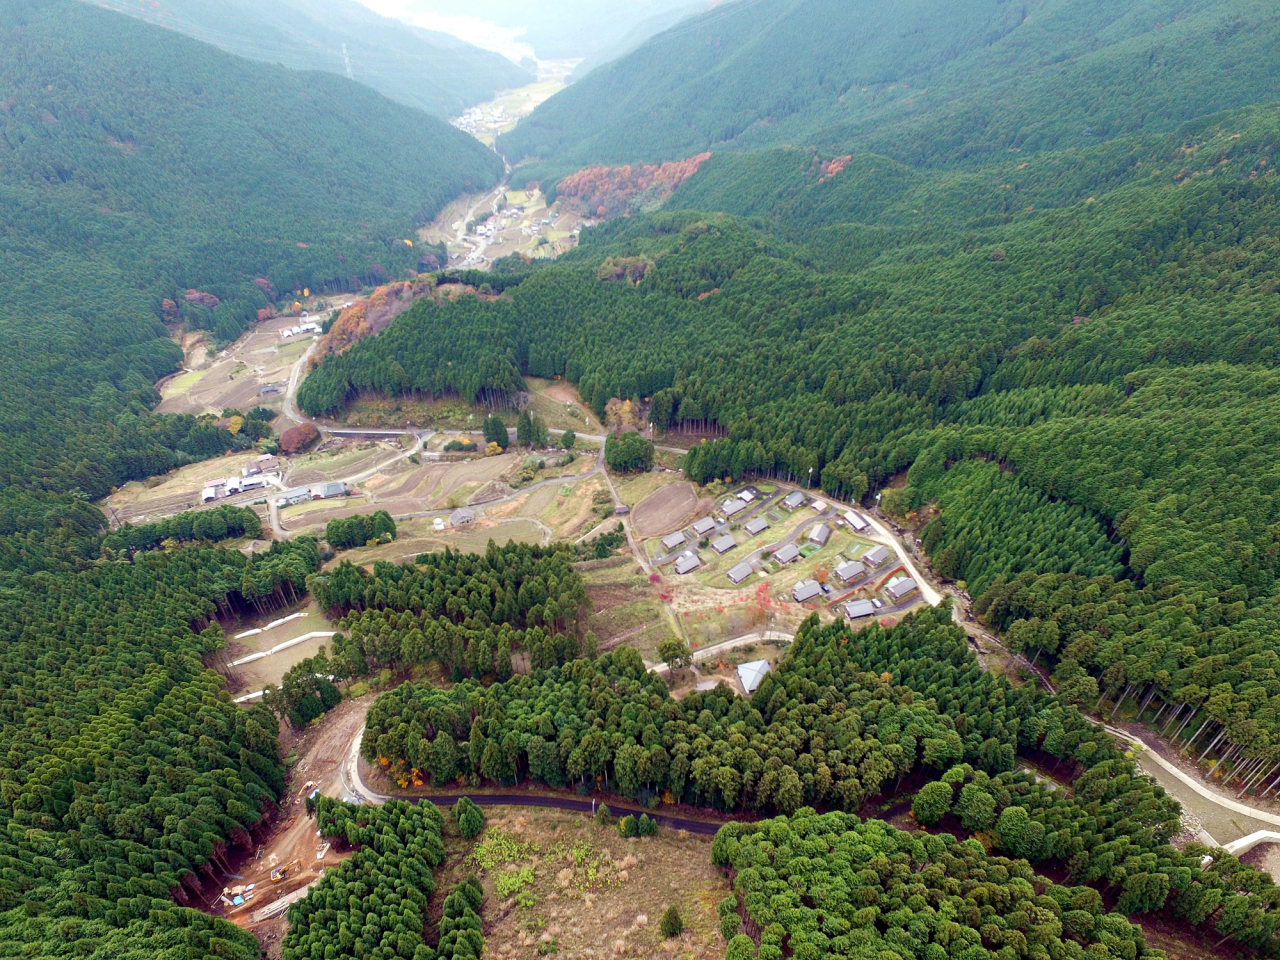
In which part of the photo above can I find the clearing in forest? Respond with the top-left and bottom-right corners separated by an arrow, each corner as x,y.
452,807 -> 729,960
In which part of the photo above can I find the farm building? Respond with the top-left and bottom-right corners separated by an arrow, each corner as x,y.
674,551 -> 701,575
662,531 -> 687,551
862,545 -> 892,567
738,489 -> 755,503
783,492 -> 806,509
835,559 -> 866,583
280,487 -> 311,506
727,561 -> 754,584
450,507 -> 476,527
737,660 -> 771,694
242,461 -> 262,477
311,482 -> 346,500
241,477 -> 266,491
433,517 -> 446,532
693,517 -> 717,536
711,534 -> 737,554
793,580 -> 823,603
808,523 -> 831,546
843,510 -> 869,531
844,599 -> 875,619
722,498 -> 748,517
201,487 -> 218,503
257,455 -> 281,472
885,576 -> 918,601
744,516 -> 769,536
773,543 -> 801,564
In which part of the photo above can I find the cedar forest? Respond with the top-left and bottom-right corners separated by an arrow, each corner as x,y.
5,0 -> 1280,958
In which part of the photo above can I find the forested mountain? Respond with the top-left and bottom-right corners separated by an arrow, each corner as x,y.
501,0 -> 1280,186
91,0 -> 532,117
0,0 -> 501,551
301,91 -> 1280,799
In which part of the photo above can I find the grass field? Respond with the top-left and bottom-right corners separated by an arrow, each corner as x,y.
524,377 -> 604,434
159,368 -> 203,399
616,471 -> 685,509
280,495 -> 368,522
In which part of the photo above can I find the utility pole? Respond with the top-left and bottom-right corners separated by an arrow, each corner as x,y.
342,43 -> 353,80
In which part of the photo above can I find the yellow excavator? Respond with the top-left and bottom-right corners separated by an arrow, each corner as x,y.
270,858 -> 301,883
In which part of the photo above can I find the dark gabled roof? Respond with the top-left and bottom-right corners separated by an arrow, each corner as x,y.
836,559 -> 866,582
862,545 -> 891,566
774,543 -> 801,564
844,599 -> 875,618
793,579 -> 823,602
712,535 -> 737,554
662,530 -> 687,550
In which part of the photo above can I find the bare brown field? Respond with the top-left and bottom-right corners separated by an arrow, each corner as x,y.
632,482 -> 698,538
458,807 -> 729,960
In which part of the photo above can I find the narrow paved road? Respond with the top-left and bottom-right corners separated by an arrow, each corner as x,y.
340,726 -> 723,834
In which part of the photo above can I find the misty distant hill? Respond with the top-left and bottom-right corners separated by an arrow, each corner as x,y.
91,0 -> 532,116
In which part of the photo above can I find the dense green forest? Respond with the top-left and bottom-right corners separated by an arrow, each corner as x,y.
94,0 -> 532,117
300,92 -> 1280,793
501,0 -> 1280,188
0,538 -> 318,956
361,607 -> 1280,953
712,811 -> 1154,960
0,0 -> 502,564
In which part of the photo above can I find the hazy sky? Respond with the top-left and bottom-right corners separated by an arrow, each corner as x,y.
352,0 -> 716,62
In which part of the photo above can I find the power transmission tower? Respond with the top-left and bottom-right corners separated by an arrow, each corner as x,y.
341,43 -> 353,80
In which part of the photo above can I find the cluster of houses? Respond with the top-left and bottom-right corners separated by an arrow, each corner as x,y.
654,484 -> 922,615
280,320 -> 321,339
201,455 -> 281,502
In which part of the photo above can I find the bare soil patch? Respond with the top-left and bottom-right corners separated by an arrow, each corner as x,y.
460,807 -> 729,960
217,696 -> 376,954
633,481 -> 698,538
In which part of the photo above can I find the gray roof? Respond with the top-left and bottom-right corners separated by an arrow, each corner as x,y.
674,552 -> 701,575
692,517 -> 717,536
727,561 -> 754,584
662,531 -> 687,551
744,517 -> 769,535
450,507 -> 475,526
844,599 -> 875,619
808,523 -> 831,546
773,543 -> 800,564
783,492 -> 805,508
835,559 -> 867,583
843,510 -> 869,530
737,659 -> 771,694
862,545 -> 892,566
281,486 -> 310,501
792,579 -> 823,603
886,576 -> 918,600
312,481 -> 345,498
711,534 -> 737,554
722,498 -> 748,516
